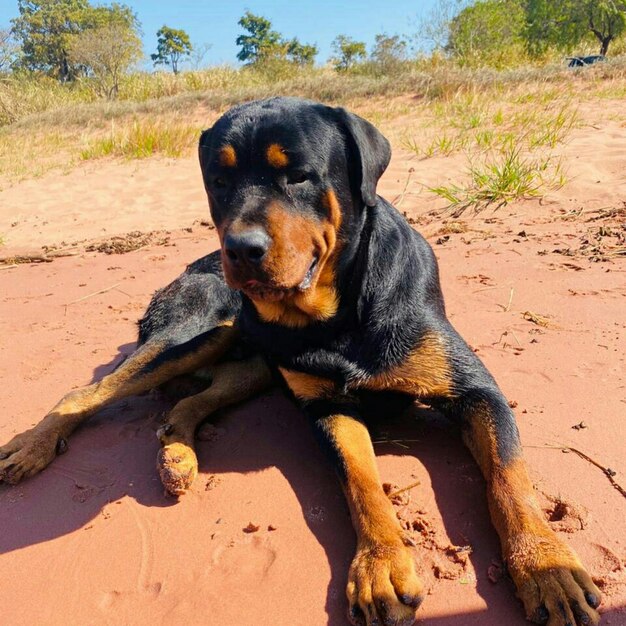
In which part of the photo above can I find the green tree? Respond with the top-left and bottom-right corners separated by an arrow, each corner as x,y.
11,0 -> 90,80
236,12 -> 317,67
236,11 -> 282,64
151,26 -> 192,74
11,0 -> 139,80
524,0 -> 626,57
330,35 -> 367,71
447,0 -> 527,68
70,14 -> 142,98
285,37 -> 318,66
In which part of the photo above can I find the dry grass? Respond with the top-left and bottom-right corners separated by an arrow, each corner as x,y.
1,56 -> 626,182
80,119 -> 202,160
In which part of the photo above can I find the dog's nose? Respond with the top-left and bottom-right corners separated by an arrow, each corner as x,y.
224,229 -> 270,265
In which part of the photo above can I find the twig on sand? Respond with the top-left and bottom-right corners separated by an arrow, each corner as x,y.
64,282 -> 123,315
501,288 -> 514,313
387,480 -> 421,499
526,444 -> 626,499
0,250 -> 79,265
373,438 -> 421,449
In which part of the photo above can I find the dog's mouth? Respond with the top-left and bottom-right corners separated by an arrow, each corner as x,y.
242,256 -> 319,301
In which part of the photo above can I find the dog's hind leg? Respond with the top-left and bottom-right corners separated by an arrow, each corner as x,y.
156,354 -> 272,496
0,325 -> 238,484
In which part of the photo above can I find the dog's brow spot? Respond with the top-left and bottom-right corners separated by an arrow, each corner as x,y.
219,145 -> 237,167
266,143 -> 289,168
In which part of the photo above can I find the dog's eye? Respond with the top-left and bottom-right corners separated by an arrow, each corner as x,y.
287,171 -> 309,185
213,176 -> 228,189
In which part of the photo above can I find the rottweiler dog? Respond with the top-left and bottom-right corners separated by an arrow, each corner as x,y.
0,97 -> 601,626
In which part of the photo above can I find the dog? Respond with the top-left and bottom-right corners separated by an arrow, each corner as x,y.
0,97 -> 601,626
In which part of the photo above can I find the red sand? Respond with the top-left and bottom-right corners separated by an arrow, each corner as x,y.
1,125 -> 625,625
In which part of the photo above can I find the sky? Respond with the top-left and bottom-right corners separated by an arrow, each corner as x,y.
0,0 -> 441,68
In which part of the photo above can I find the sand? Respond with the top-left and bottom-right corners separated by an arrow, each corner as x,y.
0,108 -> 625,625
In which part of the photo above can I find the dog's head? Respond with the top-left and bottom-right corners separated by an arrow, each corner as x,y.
198,97 -> 390,323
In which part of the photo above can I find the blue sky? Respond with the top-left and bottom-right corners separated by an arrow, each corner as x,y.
1,0 -> 440,67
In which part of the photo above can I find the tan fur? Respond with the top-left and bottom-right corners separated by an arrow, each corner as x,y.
464,411 -> 602,625
279,368 -> 335,400
322,414 -> 424,625
252,192 -> 342,327
218,144 -> 237,168
266,143 -> 289,168
157,355 -> 272,495
360,332 -> 453,398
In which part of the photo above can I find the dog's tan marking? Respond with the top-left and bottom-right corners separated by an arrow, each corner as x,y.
279,368 -> 335,400
361,331 -> 453,398
218,144 -> 237,168
251,191 -> 342,328
464,404 -> 602,625
266,143 -> 289,168
321,413 -> 424,625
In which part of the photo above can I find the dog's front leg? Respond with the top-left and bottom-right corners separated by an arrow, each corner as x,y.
0,325 -> 238,484
305,401 -> 424,626
156,354 -> 272,496
446,387 -> 602,626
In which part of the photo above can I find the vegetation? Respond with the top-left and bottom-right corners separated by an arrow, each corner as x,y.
524,0 -> 626,57
429,147 -> 565,214
151,26 -> 192,74
235,11 -> 317,67
1,0 -> 626,216
70,17 -> 142,98
447,0 -> 527,68
11,0 -> 139,81
80,119 -> 201,159
330,35 -> 367,71
0,28 -> 18,71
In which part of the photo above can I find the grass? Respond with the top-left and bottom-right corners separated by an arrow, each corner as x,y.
80,119 -> 202,160
429,146 -> 566,215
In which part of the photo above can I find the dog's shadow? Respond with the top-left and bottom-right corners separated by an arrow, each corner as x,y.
0,346 -> 543,624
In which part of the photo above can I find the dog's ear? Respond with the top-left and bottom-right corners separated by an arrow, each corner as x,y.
335,108 -> 391,207
198,127 -> 213,190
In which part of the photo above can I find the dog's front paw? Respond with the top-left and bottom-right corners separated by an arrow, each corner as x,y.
508,533 -> 601,625
347,542 -> 424,626
156,422 -> 198,496
0,426 -> 65,484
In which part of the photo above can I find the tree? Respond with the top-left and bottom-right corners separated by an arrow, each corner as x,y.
414,0 -> 470,53
11,0 -> 140,81
524,0 -> 626,57
447,0 -> 526,68
70,18 -> 142,98
11,0 -> 90,80
236,12 -> 317,67
0,28 -> 19,72
370,34 -> 407,70
285,38 -> 318,66
330,35 -> 367,71
151,26 -> 192,74
236,11 -> 282,64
